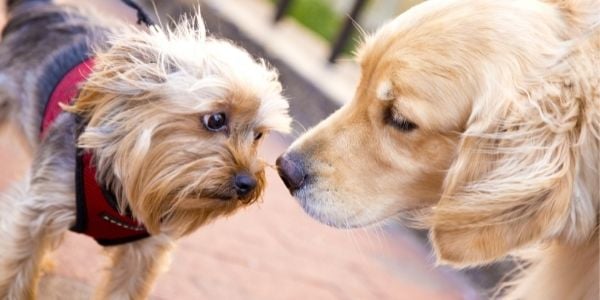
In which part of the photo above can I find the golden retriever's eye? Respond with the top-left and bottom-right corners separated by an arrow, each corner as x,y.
202,112 -> 228,132
386,108 -> 418,132
254,131 -> 263,141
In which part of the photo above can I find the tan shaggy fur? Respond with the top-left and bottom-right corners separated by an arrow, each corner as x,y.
0,6 -> 290,300
65,19 -> 290,236
279,0 -> 599,298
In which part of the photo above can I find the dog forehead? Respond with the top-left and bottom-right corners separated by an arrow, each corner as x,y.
188,42 -> 290,132
228,87 -> 290,132
229,87 -> 262,116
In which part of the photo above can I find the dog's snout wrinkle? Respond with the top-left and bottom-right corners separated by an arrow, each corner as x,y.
276,152 -> 307,192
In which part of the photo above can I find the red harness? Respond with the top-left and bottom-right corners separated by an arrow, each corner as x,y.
41,59 -> 150,245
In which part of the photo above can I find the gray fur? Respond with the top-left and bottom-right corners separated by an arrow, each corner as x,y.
0,1 -> 108,147
0,2 -> 156,298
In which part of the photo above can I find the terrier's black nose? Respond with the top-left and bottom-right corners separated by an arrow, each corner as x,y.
276,152 -> 307,192
234,173 -> 256,197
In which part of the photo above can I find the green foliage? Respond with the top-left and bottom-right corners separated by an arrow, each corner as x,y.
272,0 -> 346,41
288,0 -> 342,41
271,0 -> 359,56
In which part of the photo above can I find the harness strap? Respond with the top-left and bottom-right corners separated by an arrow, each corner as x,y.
41,58 -> 94,137
120,0 -> 155,27
74,152 -> 149,246
42,59 -> 150,246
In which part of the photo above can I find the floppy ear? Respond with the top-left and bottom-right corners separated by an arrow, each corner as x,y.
431,80 -> 581,266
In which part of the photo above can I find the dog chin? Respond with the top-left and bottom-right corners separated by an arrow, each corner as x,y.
293,187 -> 386,229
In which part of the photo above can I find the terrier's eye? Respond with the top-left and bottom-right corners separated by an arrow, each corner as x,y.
386,108 -> 418,132
203,112 -> 227,132
254,132 -> 263,141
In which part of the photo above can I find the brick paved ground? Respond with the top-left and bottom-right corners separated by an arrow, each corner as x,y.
0,2 -> 480,299
0,126 -> 477,300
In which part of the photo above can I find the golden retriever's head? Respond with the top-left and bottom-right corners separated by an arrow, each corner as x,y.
278,0 -> 598,266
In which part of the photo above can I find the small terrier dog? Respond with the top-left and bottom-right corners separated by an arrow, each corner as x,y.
0,0 -> 290,298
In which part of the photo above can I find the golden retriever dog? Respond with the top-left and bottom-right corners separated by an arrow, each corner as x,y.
277,0 -> 599,298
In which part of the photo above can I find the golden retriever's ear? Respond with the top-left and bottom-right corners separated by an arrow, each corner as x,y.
431,82 -> 581,266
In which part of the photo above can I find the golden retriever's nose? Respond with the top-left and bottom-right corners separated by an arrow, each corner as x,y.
276,152 -> 306,192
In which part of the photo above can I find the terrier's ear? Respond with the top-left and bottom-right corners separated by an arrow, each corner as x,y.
431,81 -> 581,266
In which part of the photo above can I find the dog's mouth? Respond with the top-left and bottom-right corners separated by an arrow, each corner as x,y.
199,189 -> 257,204
292,185 -> 429,229
199,191 -> 236,202
212,194 -> 236,201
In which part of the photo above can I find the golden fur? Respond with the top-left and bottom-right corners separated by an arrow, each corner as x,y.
280,0 -> 599,298
0,6 -> 290,299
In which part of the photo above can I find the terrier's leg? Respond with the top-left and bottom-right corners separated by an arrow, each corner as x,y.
95,235 -> 174,300
0,179 -> 75,300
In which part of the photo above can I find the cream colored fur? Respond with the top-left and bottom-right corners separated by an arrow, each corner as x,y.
281,0 -> 599,298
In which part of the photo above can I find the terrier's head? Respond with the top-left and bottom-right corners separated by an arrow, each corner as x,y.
69,16 -> 291,236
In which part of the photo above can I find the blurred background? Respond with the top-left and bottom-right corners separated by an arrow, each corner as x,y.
0,0 -> 513,299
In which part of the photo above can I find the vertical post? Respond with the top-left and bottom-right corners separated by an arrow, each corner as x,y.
274,0 -> 293,23
328,0 -> 368,63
